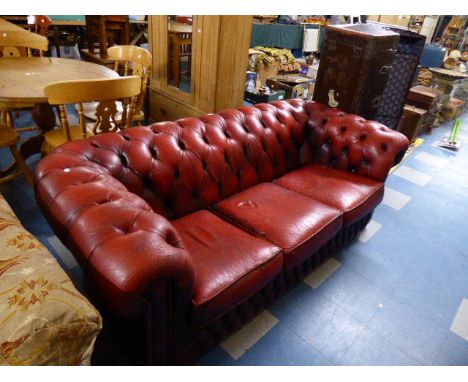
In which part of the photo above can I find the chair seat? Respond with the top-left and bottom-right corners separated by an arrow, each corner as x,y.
0,124 -> 33,185
275,164 -> 384,225
43,124 -> 95,155
173,210 -> 283,326
212,183 -> 343,270
0,102 -> 35,111
0,126 -> 19,146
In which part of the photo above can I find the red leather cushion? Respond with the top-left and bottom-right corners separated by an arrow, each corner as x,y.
173,210 -> 283,326
212,183 -> 342,270
275,164 -> 384,225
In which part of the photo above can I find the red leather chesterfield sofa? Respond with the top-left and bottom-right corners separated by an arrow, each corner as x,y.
34,100 -> 409,364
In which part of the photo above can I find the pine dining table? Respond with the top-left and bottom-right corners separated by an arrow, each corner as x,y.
0,56 -> 119,158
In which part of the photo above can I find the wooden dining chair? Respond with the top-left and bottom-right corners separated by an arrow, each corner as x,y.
82,45 -> 152,125
0,124 -> 33,186
0,30 -> 49,133
85,16 -> 130,56
42,76 -> 141,155
0,29 -> 49,57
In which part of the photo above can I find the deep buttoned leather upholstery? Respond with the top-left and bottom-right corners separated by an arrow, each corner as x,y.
173,210 -> 283,325
35,144 -> 196,317
35,99 -> 409,363
276,164 -> 385,225
213,183 -> 343,270
302,102 -> 409,182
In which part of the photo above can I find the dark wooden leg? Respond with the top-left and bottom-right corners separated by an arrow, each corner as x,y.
20,103 -> 55,159
123,23 -> 130,45
54,25 -> 61,57
88,22 -> 96,54
32,103 -> 56,135
99,20 -> 107,55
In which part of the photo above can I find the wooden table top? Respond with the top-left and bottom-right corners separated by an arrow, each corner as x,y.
0,57 -> 118,103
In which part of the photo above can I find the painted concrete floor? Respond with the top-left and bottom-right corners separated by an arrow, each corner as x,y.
1,108 -> 467,366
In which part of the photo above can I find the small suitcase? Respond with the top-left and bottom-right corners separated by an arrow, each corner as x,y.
398,105 -> 427,143
407,85 -> 443,108
313,24 -> 399,120
406,85 -> 443,131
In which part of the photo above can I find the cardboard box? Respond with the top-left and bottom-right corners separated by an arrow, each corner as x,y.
244,90 -> 286,104
249,48 -> 281,84
266,75 -> 315,99
379,15 -> 399,25
296,58 -> 319,80
395,15 -> 411,27
441,98 -> 466,121
258,61 -> 280,83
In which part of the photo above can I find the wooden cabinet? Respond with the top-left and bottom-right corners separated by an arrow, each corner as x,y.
148,16 -> 252,122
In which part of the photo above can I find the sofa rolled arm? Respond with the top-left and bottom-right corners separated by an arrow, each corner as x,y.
305,101 -> 410,182
35,148 -> 196,319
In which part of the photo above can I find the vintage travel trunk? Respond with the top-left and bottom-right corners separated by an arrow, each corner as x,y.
375,28 -> 426,130
313,24 -> 399,120
398,105 -> 427,142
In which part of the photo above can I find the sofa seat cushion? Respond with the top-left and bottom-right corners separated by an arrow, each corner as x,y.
212,183 -> 342,270
173,210 -> 283,326
275,164 -> 384,225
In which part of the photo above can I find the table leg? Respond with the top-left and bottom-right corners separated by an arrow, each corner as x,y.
53,25 -> 61,57
20,103 -> 56,159
99,19 -> 107,55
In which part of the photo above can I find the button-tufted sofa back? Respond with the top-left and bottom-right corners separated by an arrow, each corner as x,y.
36,100 -> 408,220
